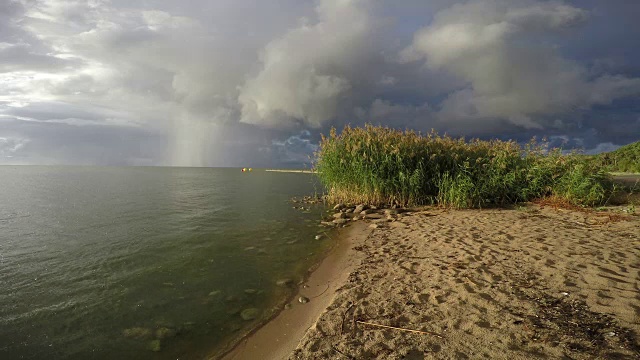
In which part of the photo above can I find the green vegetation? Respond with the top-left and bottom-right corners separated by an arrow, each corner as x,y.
586,141 -> 640,173
315,125 -> 614,208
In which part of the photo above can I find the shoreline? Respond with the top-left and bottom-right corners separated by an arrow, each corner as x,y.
214,222 -> 371,360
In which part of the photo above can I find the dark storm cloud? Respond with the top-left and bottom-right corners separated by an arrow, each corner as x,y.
0,0 -> 638,167
0,116 -> 166,165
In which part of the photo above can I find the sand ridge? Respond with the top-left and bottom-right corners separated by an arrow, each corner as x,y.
291,206 -> 640,359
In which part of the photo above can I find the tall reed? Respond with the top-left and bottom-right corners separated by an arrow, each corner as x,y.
315,125 -> 613,208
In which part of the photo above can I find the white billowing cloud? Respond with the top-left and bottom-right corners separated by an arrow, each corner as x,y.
239,0 -> 376,128
402,0 -> 640,128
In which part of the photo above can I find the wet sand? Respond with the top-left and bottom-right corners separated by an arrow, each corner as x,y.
218,205 -> 640,359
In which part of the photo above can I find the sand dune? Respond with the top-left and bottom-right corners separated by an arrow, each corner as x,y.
291,206 -> 640,359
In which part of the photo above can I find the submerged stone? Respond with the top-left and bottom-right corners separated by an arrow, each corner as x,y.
123,327 -> 152,339
148,339 -> 161,352
240,308 -> 260,321
155,327 -> 176,339
276,278 -> 293,286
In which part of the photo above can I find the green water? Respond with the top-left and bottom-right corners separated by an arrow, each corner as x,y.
0,166 -> 331,359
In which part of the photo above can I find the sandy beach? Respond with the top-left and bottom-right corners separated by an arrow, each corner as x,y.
222,205 -> 639,359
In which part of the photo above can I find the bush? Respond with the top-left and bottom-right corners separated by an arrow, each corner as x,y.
314,125 -> 614,208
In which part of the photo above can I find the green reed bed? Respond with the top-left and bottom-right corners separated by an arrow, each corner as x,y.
315,125 -> 613,208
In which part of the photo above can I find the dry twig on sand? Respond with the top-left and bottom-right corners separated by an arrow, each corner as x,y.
356,320 -> 444,338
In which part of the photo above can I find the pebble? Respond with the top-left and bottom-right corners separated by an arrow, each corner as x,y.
298,296 -> 309,304
315,234 -> 323,240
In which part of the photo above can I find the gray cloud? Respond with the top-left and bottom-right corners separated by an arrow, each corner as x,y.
402,0 -> 640,130
0,0 -> 638,167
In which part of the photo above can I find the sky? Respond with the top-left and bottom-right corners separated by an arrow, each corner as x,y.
1,0 -> 639,167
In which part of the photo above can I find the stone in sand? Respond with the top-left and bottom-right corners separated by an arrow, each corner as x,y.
240,308 -> 260,321
298,296 -> 309,304
354,204 -> 367,213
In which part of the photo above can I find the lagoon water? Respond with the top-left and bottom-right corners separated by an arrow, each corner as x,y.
0,166 -> 330,359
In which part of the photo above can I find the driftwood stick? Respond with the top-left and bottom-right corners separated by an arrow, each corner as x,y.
356,320 -> 444,339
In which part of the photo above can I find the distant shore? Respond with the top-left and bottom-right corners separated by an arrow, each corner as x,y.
265,169 -> 316,174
